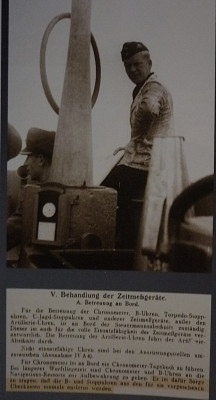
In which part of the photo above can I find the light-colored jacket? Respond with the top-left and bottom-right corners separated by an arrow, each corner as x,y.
119,73 -> 175,170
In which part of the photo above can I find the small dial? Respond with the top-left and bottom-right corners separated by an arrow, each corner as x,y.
42,202 -> 56,218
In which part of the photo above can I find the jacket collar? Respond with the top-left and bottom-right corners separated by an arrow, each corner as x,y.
132,72 -> 156,100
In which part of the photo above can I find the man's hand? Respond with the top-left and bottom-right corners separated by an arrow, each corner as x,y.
113,146 -> 125,156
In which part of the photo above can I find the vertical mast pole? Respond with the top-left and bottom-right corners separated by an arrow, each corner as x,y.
49,0 -> 92,186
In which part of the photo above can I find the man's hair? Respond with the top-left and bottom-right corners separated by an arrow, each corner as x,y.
123,50 -> 152,68
139,50 -> 152,64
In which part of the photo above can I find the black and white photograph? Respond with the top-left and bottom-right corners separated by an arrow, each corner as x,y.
1,1 -> 216,399
5,0 -> 215,273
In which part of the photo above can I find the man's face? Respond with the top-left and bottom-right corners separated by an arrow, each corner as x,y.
24,154 -> 42,181
124,52 -> 151,85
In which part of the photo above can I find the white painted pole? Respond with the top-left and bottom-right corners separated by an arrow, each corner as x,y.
49,0 -> 92,186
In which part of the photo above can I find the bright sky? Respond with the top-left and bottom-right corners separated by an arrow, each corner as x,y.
7,0 -> 215,184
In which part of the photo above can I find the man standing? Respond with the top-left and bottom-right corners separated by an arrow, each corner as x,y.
7,127 -> 55,252
105,42 -> 175,248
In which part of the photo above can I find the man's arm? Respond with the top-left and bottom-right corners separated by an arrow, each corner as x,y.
132,82 -> 165,137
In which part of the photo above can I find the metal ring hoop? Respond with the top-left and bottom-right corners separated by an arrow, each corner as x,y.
40,13 -> 101,114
